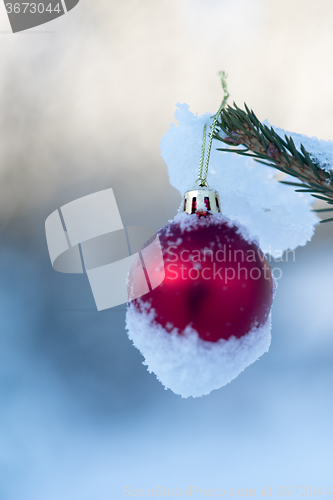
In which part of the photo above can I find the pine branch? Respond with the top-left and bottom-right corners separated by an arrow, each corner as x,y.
213,103 -> 333,223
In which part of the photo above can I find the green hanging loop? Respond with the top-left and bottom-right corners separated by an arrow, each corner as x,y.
197,71 -> 229,187
197,124 -> 207,184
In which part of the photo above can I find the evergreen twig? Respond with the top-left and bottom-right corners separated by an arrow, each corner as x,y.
213,103 -> 333,223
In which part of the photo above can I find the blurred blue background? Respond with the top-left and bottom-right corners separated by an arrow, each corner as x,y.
0,0 -> 332,498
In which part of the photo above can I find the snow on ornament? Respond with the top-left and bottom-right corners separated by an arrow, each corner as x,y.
126,73 -> 280,398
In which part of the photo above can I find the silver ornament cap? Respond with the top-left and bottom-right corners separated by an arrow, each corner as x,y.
182,180 -> 221,215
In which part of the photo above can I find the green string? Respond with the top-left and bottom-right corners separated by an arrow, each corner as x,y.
198,71 -> 229,186
197,124 -> 207,182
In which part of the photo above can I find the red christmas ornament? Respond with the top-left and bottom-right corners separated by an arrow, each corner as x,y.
128,183 -> 273,343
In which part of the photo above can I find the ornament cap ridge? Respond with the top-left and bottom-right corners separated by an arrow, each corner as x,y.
182,180 -> 221,215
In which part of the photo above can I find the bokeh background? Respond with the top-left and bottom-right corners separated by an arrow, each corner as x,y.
0,0 -> 333,498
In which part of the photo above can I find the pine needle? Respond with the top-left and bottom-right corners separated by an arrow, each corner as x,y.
215,103 -> 333,222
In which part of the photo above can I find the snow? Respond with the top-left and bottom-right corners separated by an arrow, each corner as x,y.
126,299 -> 271,398
160,103 -> 319,255
165,210 -> 256,246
